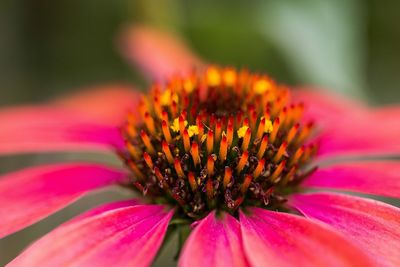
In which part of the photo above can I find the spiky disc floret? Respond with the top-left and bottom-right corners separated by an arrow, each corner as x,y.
120,66 -> 317,219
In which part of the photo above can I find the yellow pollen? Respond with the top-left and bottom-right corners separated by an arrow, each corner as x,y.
122,65 -> 317,218
183,78 -> 195,93
263,118 -> 273,133
187,125 -> 199,137
160,89 -> 179,106
254,79 -> 272,94
223,69 -> 237,86
206,66 -> 221,86
160,90 -> 171,106
237,125 -> 249,138
171,118 -> 188,132
200,134 -> 207,143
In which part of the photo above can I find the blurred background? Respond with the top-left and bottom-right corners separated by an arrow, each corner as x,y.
1,0 -> 399,265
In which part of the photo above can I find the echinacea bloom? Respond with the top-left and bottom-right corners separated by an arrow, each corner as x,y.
1,26 -> 400,267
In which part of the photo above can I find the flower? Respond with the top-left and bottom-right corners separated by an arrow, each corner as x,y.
1,26 -> 400,267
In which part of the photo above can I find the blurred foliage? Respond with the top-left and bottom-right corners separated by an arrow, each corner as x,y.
1,0 -> 400,106
258,0 -> 366,97
1,0 -> 400,265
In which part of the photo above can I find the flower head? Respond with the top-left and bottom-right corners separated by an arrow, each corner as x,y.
0,26 -> 400,267
121,66 -> 315,219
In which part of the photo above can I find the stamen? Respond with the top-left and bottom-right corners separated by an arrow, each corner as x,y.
153,96 -> 163,118
140,130 -> 155,155
183,129 -> 191,152
126,124 -> 137,137
171,101 -> 178,118
162,120 -> 172,143
236,151 -> 249,173
188,172 -> 198,191
241,127 -> 252,151
154,167 -> 163,182
207,130 -> 214,154
241,174 -> 253,194
279,107 -> 288,128
127,161 -> 145,180
179,115 -> 186,134
206,66 -> 221,87
162,140 -> 174,164
190,142 -> 201,166
296,122 -> 314,145
174,158 -> 185,178
289,146 -> 304,166
253,78 -> 271,94
144,112 -> 156,134
271,160 -> 286,182
256,117 -> 266,140
223,167 -> 232,189
197,118 -> 205,141
126,142 -> 140,160
287,123 -> 299,144
213,119 -> 221,140
143,152 -> 153,169
227,119 -> 234,147
257,135 -> 268,159
269,118 -> 280,143
253,158 -> 265,179
273,141 -> 288,163
207,155 -> 215,176
223,68 -> 237,86
122,66 -> 317,218
161,110 -> 169,122
219,135 -> 228,161
282,165 -> 297,185
206,178 -> 214,199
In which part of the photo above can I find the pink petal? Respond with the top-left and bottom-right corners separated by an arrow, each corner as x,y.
9,204 -> 173,267
373,105 -> 400,121
293,89 -> 400,158
292,88 -> 366,129
240,208 -> 374,267
0,106 -> 125,154
302,161 -> 400,198
54,85 -> 141,126
0,163 -> 127,238
179,211 -> 249,267
120,25 -> 202,82
316,118 -> 400,158
290,192 -> 400,267
67,199 -> 141,224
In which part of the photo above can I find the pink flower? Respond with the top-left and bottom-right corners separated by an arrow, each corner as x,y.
1,26 -> 400,267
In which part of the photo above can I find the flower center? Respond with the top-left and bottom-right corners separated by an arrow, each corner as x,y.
120,66 -> 316,219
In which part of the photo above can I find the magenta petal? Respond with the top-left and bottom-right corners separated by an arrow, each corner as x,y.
9,204 -> 173,267
293,89 -> 400,158
54,85 -> 140,126
0,106 -> 125,154
0,163 -> 127,238
302,161 -> 400,198
120,25 -> 202,82
373,105 -> 400,121
314,104 -> 400,159
292,88 -> 366,129
67,199 -> 141,224
290,192 -> 400,267
317,121 -> 400,158
240,208 -> 374,267
179,211 -> 249,267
